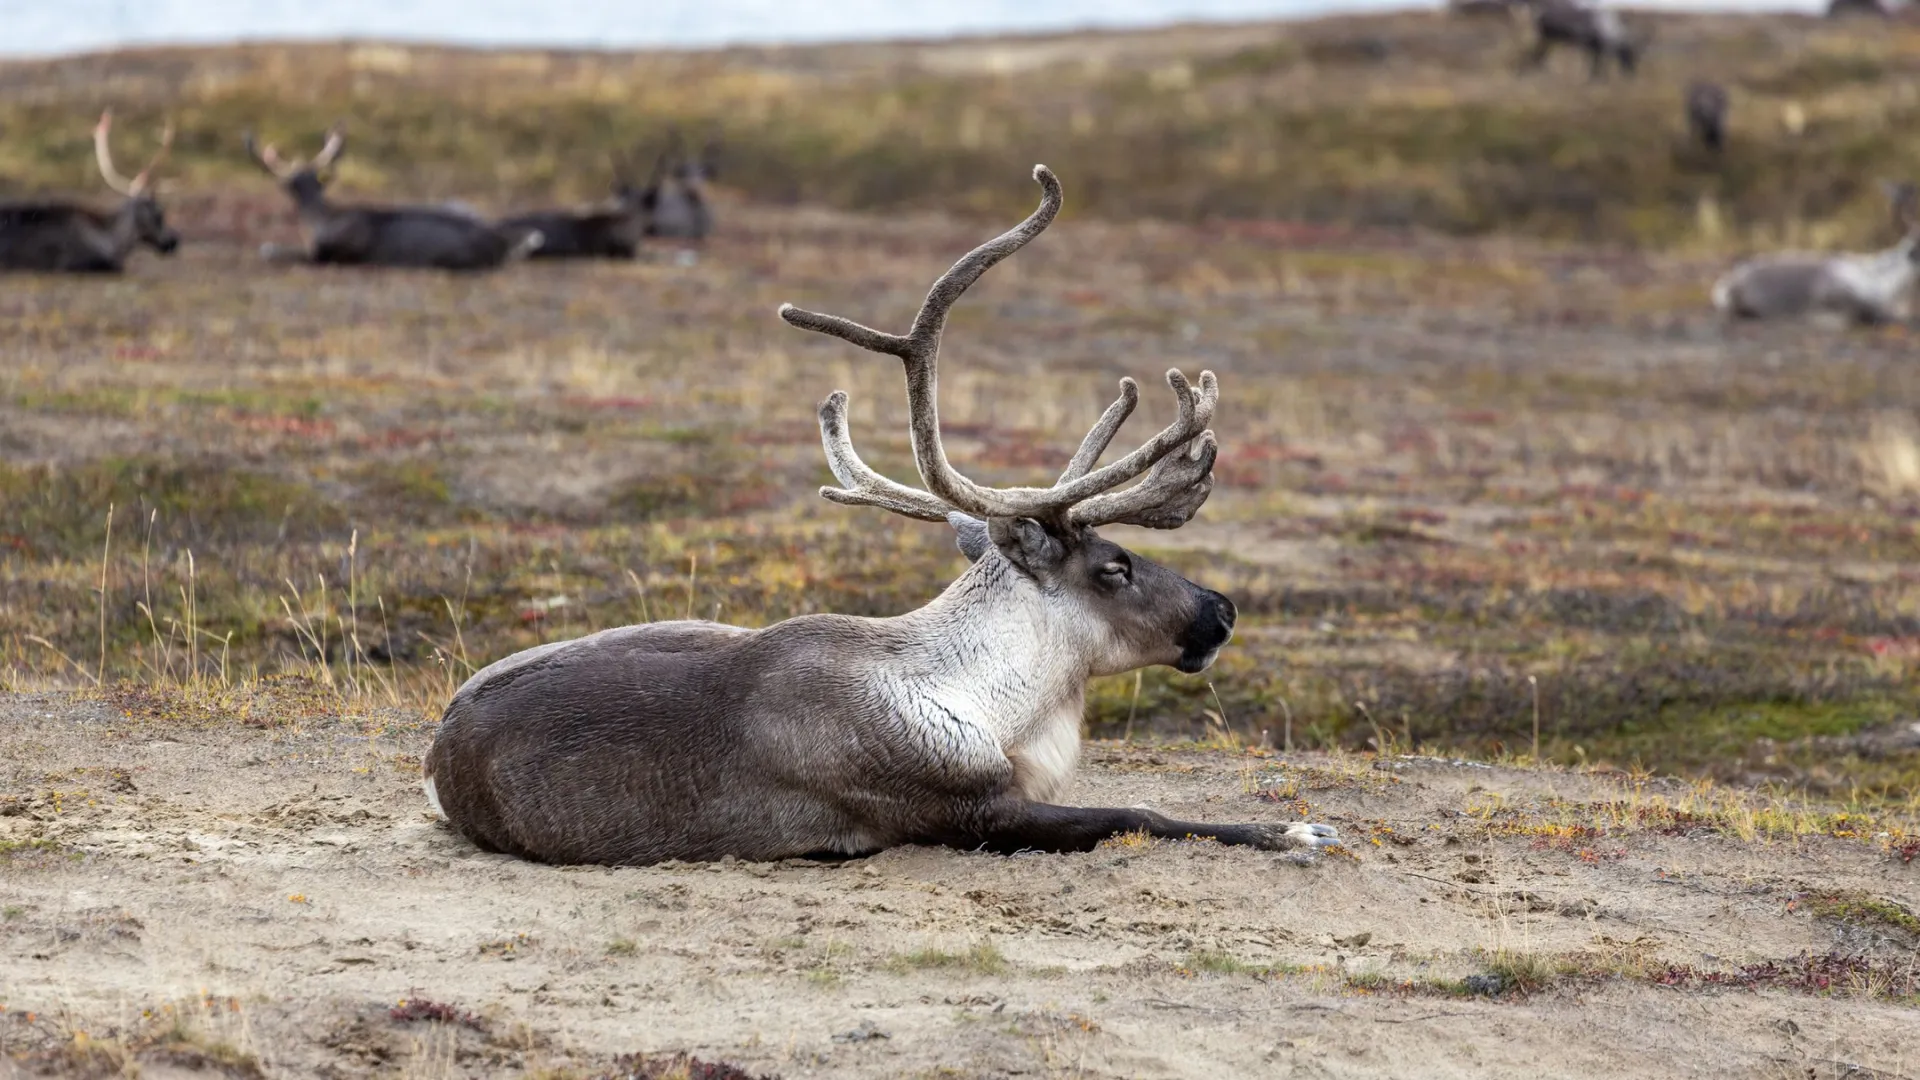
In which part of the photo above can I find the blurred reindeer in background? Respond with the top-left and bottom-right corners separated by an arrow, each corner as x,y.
1713,182 -> 1920,324
1685,80 -> 1730,153
1518,0 -> 1646,79
0,110 -> 178,273
1826,0 -> 1903,18
496,142 -> 660,260
642,126 -> 719,243
244,123 -> 542,270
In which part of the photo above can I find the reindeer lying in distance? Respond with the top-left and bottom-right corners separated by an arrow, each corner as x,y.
424,165 -> 1339,866
1519,0 -> 1644,79
1712,184 -> 1920,325
643,127 -> 718,242
244,125 -> 541,270
496,144 -> 656,260
1685,80 -> 1729,153
0,110 -> 178,273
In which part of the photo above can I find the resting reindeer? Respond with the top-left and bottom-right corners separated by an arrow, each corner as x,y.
642,128 -> 718,242
495,143 -> 657,260
1519,0 -> 1643,79
1712,184 -> 1920,325
423,165 -> 1339,866
244,125 -> 541,270
0,110 -> 178,273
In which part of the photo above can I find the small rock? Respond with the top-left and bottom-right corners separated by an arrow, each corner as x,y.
832,1020 -> 889,1044
1463,974 -> 1507,996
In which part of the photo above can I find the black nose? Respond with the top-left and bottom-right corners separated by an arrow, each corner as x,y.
156,234 -> 179,253
1174,589 -> 1236,673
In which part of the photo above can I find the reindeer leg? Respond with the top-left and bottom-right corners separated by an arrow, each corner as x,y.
928,797 -> 1339,857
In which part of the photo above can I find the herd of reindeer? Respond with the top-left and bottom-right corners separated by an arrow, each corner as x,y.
3,1 -> 1920,325
0,112 -> 717,274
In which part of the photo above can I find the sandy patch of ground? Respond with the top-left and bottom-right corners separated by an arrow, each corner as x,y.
1,690 -> 1913,1079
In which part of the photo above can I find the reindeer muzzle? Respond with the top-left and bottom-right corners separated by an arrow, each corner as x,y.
1174,588 -> 1237,673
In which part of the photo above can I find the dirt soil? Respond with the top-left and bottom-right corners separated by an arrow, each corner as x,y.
2,690 -> 1914,1079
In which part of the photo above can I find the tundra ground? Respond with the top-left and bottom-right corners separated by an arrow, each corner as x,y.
2,688 -> 1916,1079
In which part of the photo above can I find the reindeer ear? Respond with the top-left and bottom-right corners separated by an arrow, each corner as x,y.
988,517 -> 1066,577
947,513 -> 991,562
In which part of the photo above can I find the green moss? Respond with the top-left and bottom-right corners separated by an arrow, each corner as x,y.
1183,949 -> 1266,976
1802,892 -> 1920,939
885,942 -> 1008,976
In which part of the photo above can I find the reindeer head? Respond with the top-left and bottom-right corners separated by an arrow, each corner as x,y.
94,110 -> 178,255
675,126 -> 720,189
243,124 -> 345,204
781,166 -> 1235,676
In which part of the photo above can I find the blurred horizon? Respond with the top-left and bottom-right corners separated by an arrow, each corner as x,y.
7,0 -> 1824,59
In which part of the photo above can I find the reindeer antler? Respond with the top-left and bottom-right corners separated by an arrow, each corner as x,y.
243,131 -> 294,179
244,123 -> 342,179
311,124 -> 346,170
131,120 -> 173,193
95,109 -> 172,197
93,110 -> 136,196
780,165 -> 1220,530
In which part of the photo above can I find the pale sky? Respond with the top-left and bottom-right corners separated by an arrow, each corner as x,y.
4,0 -> 1826,59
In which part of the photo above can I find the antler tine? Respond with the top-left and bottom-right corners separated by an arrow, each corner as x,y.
93,109 -> 137,197
311,124 -> 345,170
815,392 -> 957,522
128,119 -> 174,194
1049,367 -> 1217,506
907,164 -> 1062,343
778,304 -> 911,357
1057,377 -> 1140,484
243,131 -> 294,179
1068,429 -> 1220,530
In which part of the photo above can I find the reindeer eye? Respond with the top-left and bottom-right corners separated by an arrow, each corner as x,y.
1099,560 -> 1131,583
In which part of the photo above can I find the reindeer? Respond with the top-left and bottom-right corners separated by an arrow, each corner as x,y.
243,125 -> 541,270
1712,183 -> 1920,325
641,128 -> 718,242
494,144 -> 658,260
1827,0 -> 1900,18
1518,0 -> 1643,79
0,110 -> 178,273
1685,80 -> 1729,153
423,165 -> 1340,867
